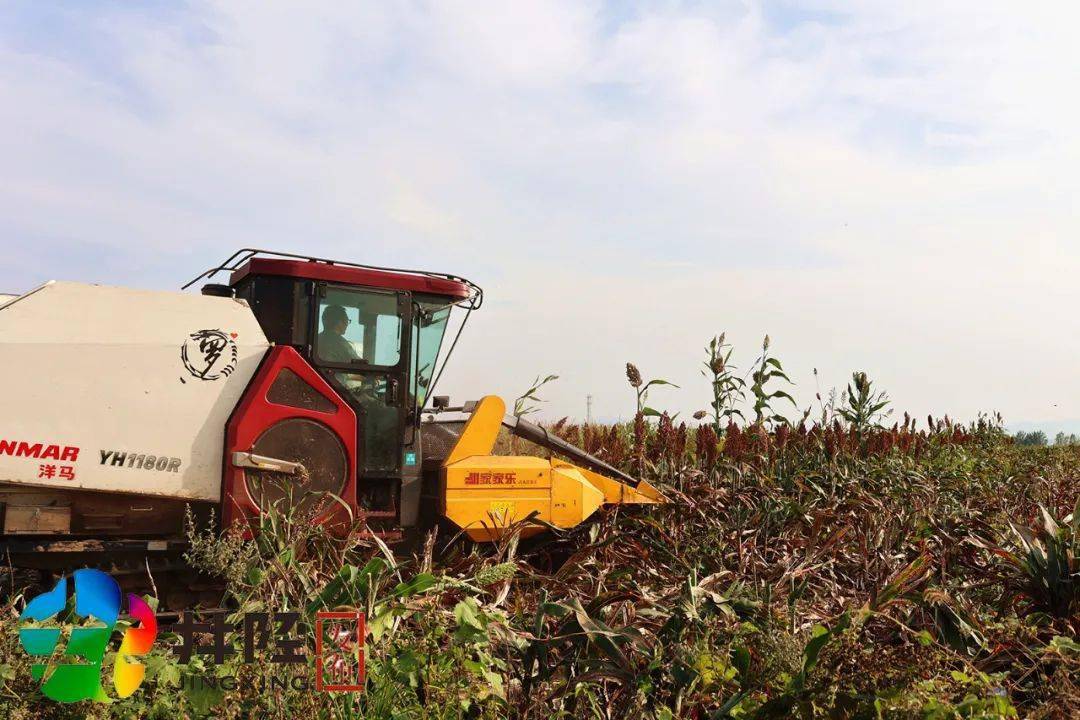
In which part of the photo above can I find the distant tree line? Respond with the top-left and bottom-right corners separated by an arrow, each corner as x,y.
1013,430 -> 1080,446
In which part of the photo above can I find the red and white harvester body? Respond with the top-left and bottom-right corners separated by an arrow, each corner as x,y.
0,251 -> 661,601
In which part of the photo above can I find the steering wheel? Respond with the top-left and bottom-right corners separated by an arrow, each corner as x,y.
343,375 -> 385,404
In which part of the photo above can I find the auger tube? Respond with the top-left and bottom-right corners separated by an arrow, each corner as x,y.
502,415 -> 639,486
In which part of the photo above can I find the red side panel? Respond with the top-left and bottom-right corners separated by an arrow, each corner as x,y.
223,346 -> 358,531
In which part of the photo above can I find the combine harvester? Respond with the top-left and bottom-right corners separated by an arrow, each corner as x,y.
0,250 -> 662,604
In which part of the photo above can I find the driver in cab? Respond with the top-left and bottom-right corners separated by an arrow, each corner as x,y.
318,305 -> 361,364
317,304 -> 396,471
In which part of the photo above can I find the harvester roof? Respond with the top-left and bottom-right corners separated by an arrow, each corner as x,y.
182,250 -> 480,308
229,258 -> 473,300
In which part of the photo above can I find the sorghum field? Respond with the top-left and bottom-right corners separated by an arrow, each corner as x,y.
1,336 -> 1077,719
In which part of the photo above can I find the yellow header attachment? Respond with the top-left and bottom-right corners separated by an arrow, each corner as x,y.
440,395 -> 665,542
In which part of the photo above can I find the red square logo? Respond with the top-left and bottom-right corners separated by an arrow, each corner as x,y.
314,611 -> 365,692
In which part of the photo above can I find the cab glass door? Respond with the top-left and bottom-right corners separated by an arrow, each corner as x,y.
313,285 -> 410,475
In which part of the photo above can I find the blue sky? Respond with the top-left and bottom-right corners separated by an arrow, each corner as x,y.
2,1 -> 1079,428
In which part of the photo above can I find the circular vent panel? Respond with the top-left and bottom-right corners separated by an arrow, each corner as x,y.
244,418 -> 348,516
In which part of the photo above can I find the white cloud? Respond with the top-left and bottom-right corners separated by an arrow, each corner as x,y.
1,1 -> 1078,426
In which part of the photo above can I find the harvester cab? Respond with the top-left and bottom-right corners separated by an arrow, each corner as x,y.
190,250 -> 485,537
0,249 -> 662,599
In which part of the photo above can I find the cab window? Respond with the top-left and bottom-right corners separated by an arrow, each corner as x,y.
315,287 -> 402,367
331,370 -> 401,472
411,300 -> 451,408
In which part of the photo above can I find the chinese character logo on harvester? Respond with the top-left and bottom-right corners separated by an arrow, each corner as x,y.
17,569 -> 157,702
180,328 -> 238,382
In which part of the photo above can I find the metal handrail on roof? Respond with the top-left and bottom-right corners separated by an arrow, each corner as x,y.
182,248 -> 483,310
